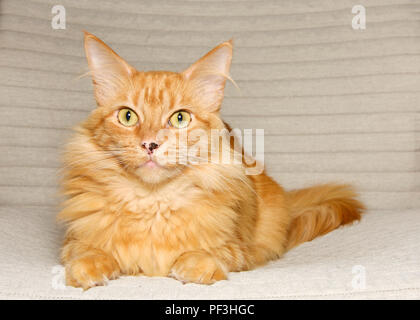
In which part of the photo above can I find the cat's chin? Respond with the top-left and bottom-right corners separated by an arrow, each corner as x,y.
135,162 -> 181,185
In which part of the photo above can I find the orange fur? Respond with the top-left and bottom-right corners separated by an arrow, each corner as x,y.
285,184 -> 365,250
58,32 -> 365,289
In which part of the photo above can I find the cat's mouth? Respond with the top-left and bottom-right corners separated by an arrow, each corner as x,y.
138,154 -> 165,170
143,160 -> 159,168
137,158 -> 161,169
135,153 -> 183,178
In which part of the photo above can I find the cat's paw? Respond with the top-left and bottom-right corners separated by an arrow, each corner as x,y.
170,251 -> 227,285
65,254 -> 120,290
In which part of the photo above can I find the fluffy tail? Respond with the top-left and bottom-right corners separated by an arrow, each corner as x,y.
285,184 -> 365,250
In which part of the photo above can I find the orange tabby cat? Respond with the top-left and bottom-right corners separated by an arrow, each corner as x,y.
58,32 -> 365,289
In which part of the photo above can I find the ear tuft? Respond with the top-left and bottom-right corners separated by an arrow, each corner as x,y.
183,41 -> 233,111
84,32 -> 135,106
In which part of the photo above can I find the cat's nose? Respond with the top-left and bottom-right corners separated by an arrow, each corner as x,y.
141,142 -> 159,154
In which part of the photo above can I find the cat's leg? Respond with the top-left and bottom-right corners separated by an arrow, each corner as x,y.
170,250 -> 227,284
62,240 -> 120,290
170,244 -> 250,284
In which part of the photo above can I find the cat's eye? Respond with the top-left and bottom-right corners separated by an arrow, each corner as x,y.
169,111 -> 191,129
118,108 -> 138,127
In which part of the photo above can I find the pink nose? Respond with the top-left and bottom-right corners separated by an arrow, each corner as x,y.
141,142 -> 159,154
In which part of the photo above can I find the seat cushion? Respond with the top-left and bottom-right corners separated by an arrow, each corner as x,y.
0,206 -> 419,299
0,0 -> 419,300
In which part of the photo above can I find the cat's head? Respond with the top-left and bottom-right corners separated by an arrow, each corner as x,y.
82,32 -> 233,184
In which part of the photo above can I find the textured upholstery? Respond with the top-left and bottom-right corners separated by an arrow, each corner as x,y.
0,0 -> 419,299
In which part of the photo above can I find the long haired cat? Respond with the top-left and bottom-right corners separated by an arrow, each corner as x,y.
58,32 -> 365,289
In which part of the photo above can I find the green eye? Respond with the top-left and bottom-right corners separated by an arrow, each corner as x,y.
169,111 -> 191,129
118,108 -> 138,127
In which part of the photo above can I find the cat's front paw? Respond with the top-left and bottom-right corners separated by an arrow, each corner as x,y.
170,251 -> 227,285
65,254 -> 120,290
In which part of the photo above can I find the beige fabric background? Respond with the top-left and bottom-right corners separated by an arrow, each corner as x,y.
0,0 -> 419,299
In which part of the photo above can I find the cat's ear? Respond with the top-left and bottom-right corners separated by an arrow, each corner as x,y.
84,31 -> 135,106
183,40 -> 233,112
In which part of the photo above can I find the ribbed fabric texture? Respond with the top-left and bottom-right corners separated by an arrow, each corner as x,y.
0,0 -> 419,299
1,0 -> 419,210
